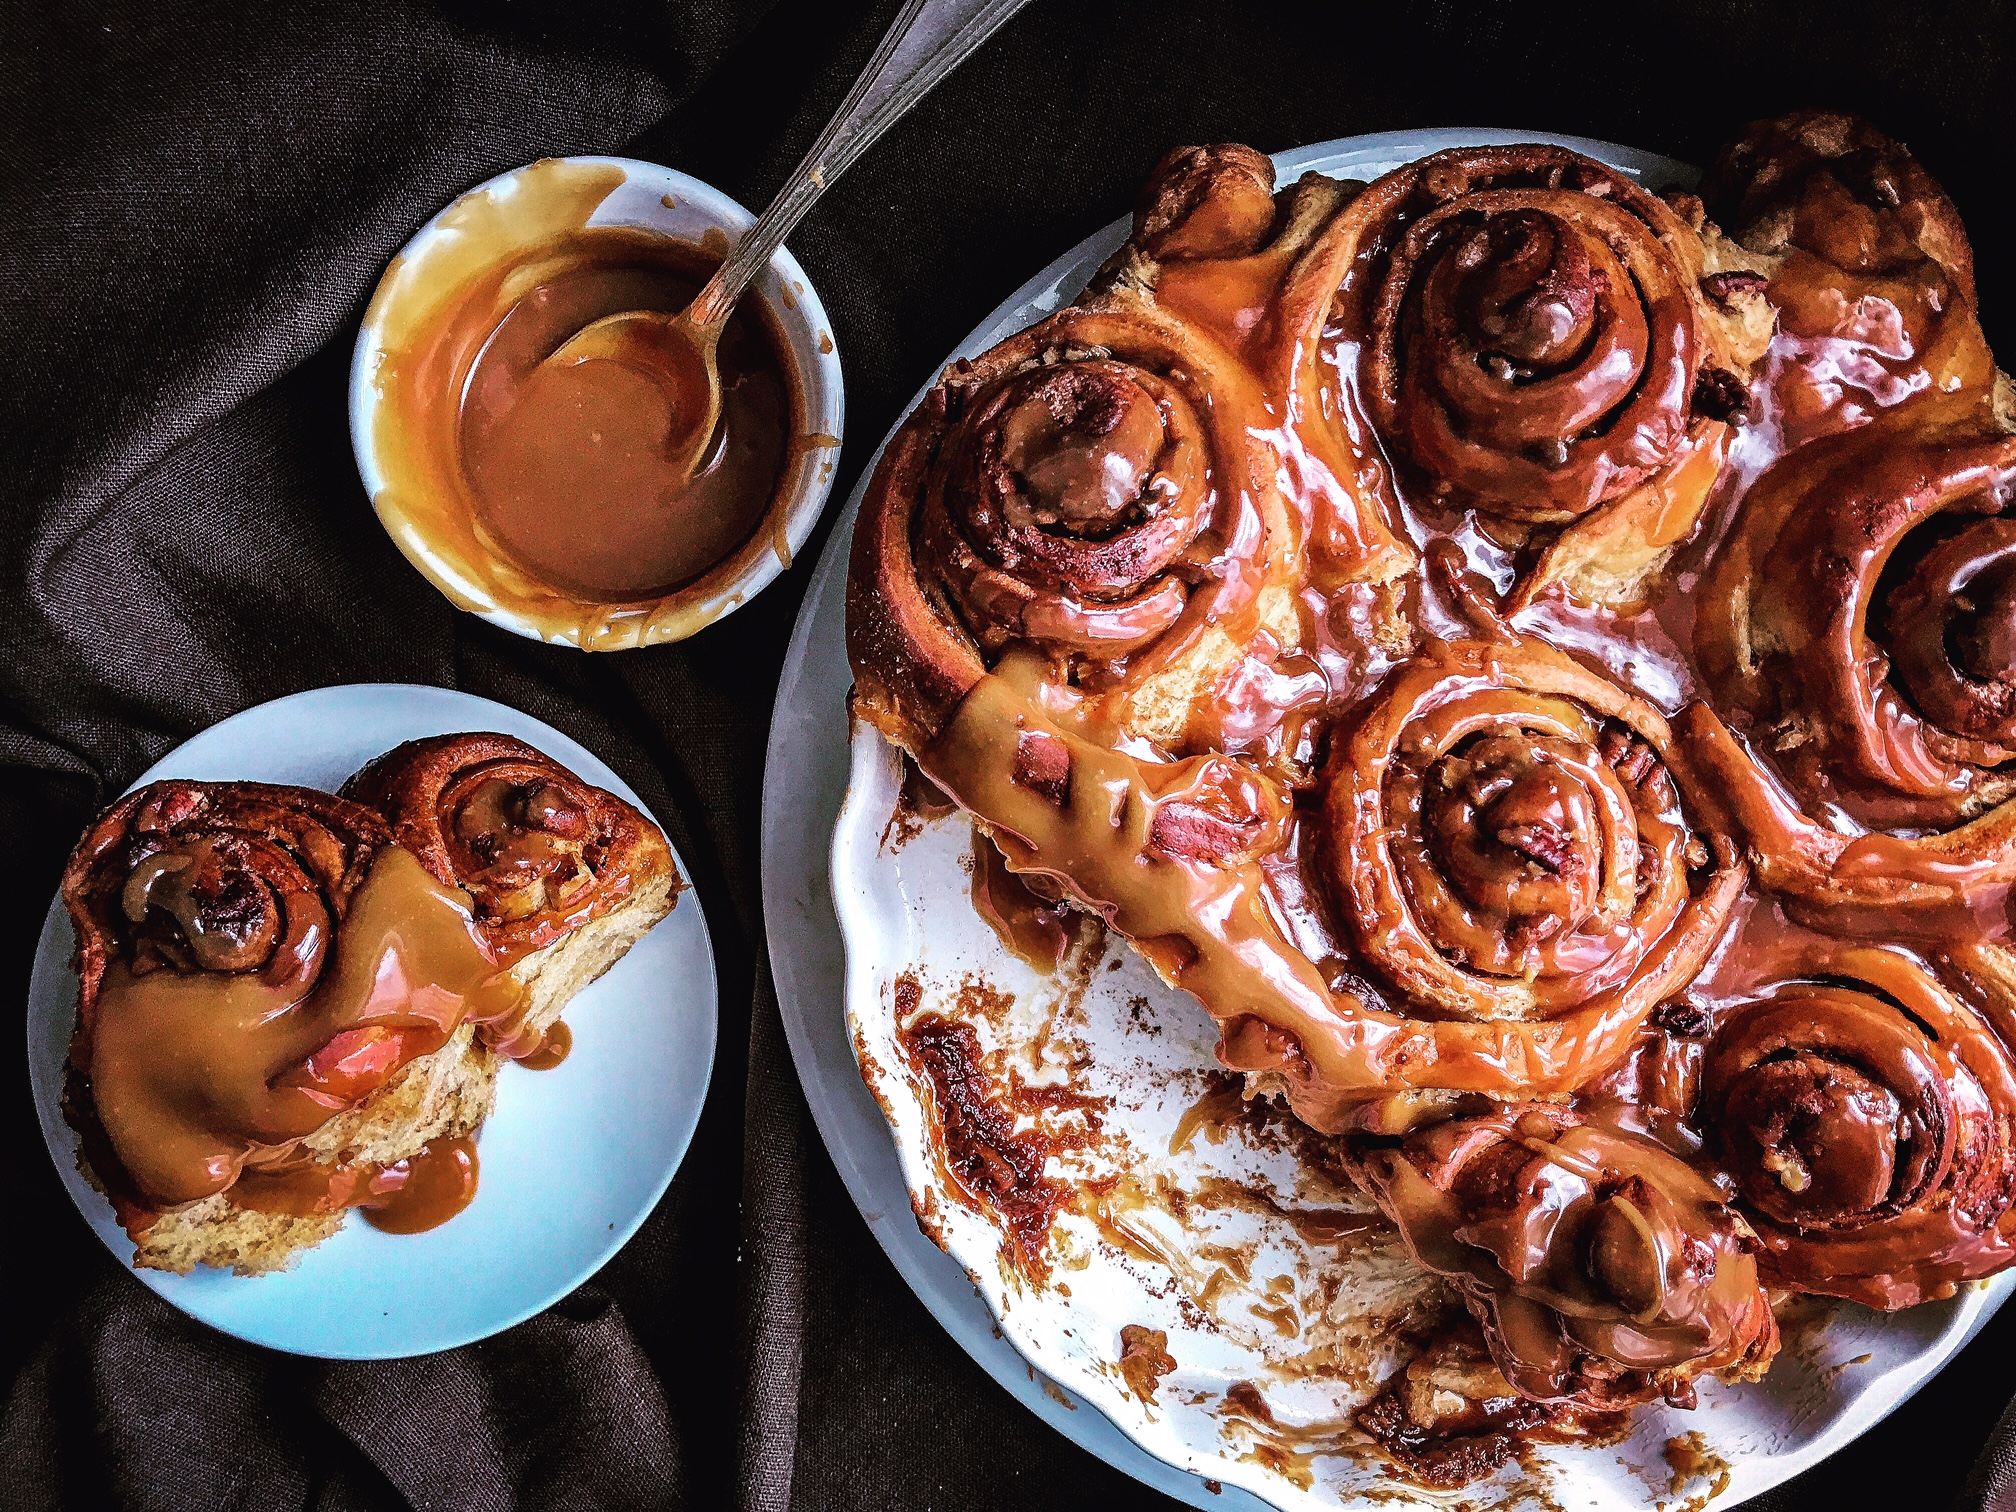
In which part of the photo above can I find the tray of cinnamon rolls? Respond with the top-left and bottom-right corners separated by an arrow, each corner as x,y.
26,685 -> 715,1358
831,112 -> 2016,1507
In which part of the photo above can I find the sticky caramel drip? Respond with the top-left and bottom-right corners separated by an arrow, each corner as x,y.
86,848 -> 517,1207
921,650 -> 1723,1131
1355,1106 -> 1777,1408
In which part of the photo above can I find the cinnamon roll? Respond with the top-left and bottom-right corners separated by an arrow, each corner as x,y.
835,119 -> 2016,1479
1318,145 -> 1768,529
1702,109 -> 1992,444
1685,398 -> 2016,923
344,731 -> 680,1059
1314,637 -> 1743,1080
848,292 -> 1288,754
1348,1105 -> 1777,1409
61,781 -> 506,1268
1699,941 -> 2016,1309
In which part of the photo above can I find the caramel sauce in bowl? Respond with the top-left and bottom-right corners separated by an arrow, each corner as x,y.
350,158 -> 845,650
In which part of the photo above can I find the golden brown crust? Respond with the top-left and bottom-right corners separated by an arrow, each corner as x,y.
1703,108 -> 1974,304
1129,143 -> 1279,262
343,731 -> 676,961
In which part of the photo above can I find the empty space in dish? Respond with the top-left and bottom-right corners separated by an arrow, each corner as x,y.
835,685 -> 2008,1512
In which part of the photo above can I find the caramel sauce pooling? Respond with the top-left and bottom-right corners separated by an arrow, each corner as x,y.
367,160 -> 826,648
88,848 -> 517,1208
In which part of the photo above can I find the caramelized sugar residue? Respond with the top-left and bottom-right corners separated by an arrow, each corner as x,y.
1117,1323 -> 1179,1404
894,973 -> 1102,1275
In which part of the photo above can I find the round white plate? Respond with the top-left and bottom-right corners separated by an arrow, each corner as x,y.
761,131 -> 2014,1505
29,684 -> 717,1359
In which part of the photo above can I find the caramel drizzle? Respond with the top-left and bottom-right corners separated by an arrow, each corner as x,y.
86,848 -> 520,1208
922,649 -> 1726,1131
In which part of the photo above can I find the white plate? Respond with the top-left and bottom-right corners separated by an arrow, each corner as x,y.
763,131 -> 2015,1506
28,684 -> 718,1359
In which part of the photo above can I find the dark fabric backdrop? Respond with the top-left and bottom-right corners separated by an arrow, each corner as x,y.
4,2 -> 2015,1508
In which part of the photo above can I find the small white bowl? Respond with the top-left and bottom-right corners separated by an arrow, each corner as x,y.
349,157 -> 845,650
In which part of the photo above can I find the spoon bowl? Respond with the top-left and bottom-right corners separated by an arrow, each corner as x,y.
546,307 -> 725,481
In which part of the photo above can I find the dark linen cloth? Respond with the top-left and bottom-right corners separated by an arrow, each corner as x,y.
5,2 -> 2016,1507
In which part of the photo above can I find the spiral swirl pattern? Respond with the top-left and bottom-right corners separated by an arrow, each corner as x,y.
64,782 -> 388,1034
917,358 -> 1214,657
1337,146 -> 1717,524
344,731 -> 674,963
1319,639 -> 1743,1032
1700,943 -> 2016,1308
1687,403 -> 2016,918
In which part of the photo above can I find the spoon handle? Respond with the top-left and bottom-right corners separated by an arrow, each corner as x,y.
686,0 -> 1032,330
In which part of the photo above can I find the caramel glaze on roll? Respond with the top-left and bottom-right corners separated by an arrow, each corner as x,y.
1324,145 -> 1768,527
850,141 -> 1421,771
1699,941 -> 2016,1309
1683,395 -> 2016,928
61,780 -> 508,1269
61,742 -> 677,1276
1701,110 -> 1991,449
1316,635 -> 1743,1088
344,732 -> 680,1059
844,113 -> 2016,1488
1346,1104 -> 1777,1409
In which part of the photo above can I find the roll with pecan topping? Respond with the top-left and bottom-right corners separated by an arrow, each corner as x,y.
1348,1104 -> 1778,1409
848,290 -> 1282,749
60,782 -> 468,1214
1699,942 -> 2016,1308
1322,145 -> 1764,526
1702,109 -> 1991,443
1315,637 -> 1744,1089
344,731 -> 675,965
1684,399 -> 2016,923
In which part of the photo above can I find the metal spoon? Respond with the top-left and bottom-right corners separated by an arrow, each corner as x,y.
545,0 -> 1032,480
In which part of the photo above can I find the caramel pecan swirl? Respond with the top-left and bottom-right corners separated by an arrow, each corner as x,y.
1684,399 -> 2016,923
1348,1105 -> 1778,1409
65,782 -> 386,1044
1318,145 -> 1763,526
1699,942 -> 2016,1309
61,782 -> 395,1209
849,290 -> 1281,748
1317,638 -> 1743,1066
1703,110 -> 1991,443
1126,142 -> 1280,263
344,732 -> 675,966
